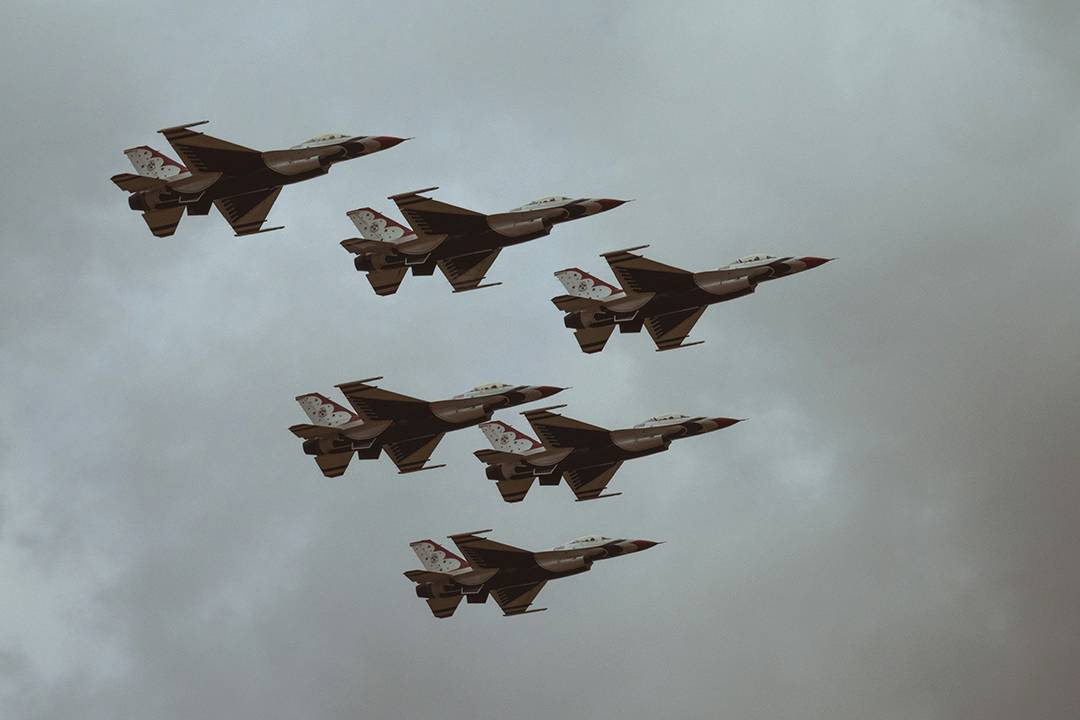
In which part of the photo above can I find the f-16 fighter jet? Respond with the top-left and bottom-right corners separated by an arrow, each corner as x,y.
553,246 -> 833,353
474,405 -> 742,502
405,529 -> 660,618
340,188 -> 628,295
111,122 -> 407,237
288,379 -> 564,477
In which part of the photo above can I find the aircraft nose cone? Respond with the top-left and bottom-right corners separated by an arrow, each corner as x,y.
534,386 -> 566,399
372,136 -> 409,149
712,417 -> 744,429
800,256 -> 832,269
595,198 -> 630,212
631,540 -> 662,552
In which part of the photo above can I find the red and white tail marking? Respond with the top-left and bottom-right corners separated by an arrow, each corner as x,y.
554,268 -> 621,299
410,539 -> 470,572
124,146 -> 189,180
346,207 -> 417,243
480,421 -> 544,454
296,393 -> 359,427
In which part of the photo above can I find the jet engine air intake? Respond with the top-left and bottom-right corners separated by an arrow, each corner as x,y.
266,155 -> 335,177
431,403 -> 491,425
488,216 -> 555,238
536,556 -> 592,574
611,433 -> 671,454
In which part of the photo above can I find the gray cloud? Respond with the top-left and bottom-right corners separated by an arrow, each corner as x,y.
2,1 -> 1079,718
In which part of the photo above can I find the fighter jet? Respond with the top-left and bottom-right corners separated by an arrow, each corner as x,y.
288,378 -> 564,477
340,188 -> 628,295
474,405 -> 742,502
405,529 -> 660,618
553,246 -> 833,353
111,122 -> 407,237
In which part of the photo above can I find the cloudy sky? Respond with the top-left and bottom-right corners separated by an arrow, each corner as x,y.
3,1 -> 1079,718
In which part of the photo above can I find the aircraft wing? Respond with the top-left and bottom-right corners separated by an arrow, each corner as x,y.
450,530 -> 535,569
335,379 -> 431,423
491,581 -> 547,616
644,306 -> 708,351
564,461 -> 623,501
437,249 -> 502,292
391,189 -> 490,244
522,406 -> 611,450
603,247 -> 696,293
385,433 -> 446,474
160,122 -> 264,175
214,187 -> 282,236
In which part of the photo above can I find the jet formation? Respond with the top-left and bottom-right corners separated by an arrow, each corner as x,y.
109,124 -> 840,619
289,379 -> 563,477
553,245 -> 832,352
405,530 -> 659,617
111,122 -> 406,237
475,406 -> 742,502
341,188 -> 628,295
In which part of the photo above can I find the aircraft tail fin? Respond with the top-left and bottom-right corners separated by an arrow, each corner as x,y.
346,207 -> 417,243
124,146 -> 189,180
295,393 -> 360,427
409,539 -> 471,573
479,420 -> 543,454
554,268 -> 622,299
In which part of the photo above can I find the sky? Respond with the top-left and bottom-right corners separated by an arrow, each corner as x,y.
2,1 -> 1079,718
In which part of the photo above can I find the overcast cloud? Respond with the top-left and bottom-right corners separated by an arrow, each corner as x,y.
2,1 -> 1079,718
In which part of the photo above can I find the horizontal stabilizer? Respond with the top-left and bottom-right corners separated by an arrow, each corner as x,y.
403,569 -> 452,584
366,267 -> 408,296
288,423 -> 344,440
551,294 -> 603,312
141,207 -> 184,237
496,478 -> 536,503
573,325 -> 616,354
110,172 -> 167,192
315,451 -> 352,477
473,449 -> 524,465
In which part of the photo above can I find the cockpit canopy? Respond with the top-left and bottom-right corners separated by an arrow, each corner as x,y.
452,382 -> 515,399
633,413 -> 692,428
551,535 -> 614,550
512,196 -> 572,211
291,133 -> 353,149
731,253 -> 776,265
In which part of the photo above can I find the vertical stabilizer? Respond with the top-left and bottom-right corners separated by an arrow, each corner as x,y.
124,146 -> 189,180
554,268 -> 622,299
479,421 -> 544,454
346,207 -> 417,243
296,393 -> 359,427
410,539 -> 471,573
